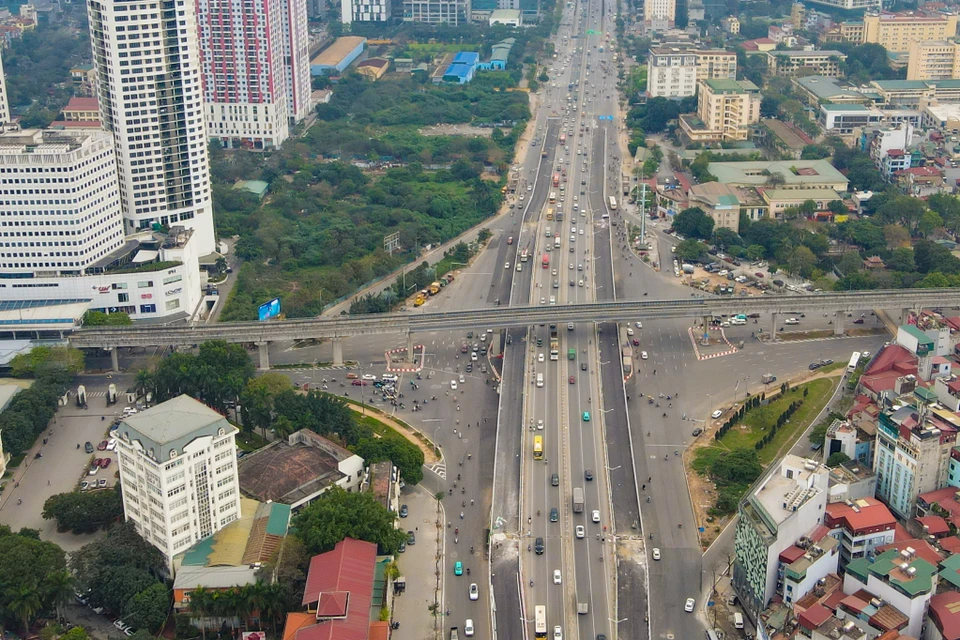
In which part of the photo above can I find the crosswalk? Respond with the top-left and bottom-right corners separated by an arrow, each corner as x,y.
428,461 -> 447,479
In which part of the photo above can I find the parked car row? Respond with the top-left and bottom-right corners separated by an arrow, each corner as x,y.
74,591 -> 135,636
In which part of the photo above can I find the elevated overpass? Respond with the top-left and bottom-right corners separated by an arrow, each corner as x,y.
71,289 -> 960,369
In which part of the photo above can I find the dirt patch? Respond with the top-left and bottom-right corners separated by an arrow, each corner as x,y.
419,124 -> 497,137
684,370 -> 843,550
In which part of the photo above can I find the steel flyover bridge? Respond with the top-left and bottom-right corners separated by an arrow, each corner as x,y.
69,288 -> 960,349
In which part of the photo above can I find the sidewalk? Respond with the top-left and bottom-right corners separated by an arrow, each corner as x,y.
392,484 -> 445,640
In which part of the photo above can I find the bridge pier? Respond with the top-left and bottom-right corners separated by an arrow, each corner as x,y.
834,311 -> 845,336
257,342 -> 270,370
109,348 -> 119,373
332,338 -> 344,368
902,308 -> 912,324
770,312 -> 779,338
406,332 -> 416,363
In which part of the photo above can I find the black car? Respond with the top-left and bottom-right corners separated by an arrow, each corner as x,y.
581,362 -> 587,371
84,441 -> 94,454
399,504 -> 408,518
808,362 -> 822,371
535,537 -> 545,554
584,469 -> 594,481
407,531 -> 416,545
551,473 -> 560,487
692,428 -> 703,437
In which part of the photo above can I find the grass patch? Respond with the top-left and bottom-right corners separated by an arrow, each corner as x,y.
235,430 -> 269,451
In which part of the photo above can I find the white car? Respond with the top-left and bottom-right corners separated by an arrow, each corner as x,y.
471,352 -> 478,361
553,569 -> 562,584
362,374 -> 377,381
450,380 -> 458,390
469,583 -> 479,601
537,419 -> 544,430
711,409 -> 723,419
635,322 -> 642,328
554,626 -> 563,640
106,439 -> 117,451
592,509 -> 600,523
685,598 -> 695,613
459,374 -> 465,383
539,353 -> 545,363
505,262 -> 511,270
626,328 -> 634,336
641,351 -> 648,360
575,525 -> 585,539
784,318 -> 800,325
464,619 -> 475,636
862,351 -> 871,358
652,548 -> 661,560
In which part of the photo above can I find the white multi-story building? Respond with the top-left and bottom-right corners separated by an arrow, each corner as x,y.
402,0 -> 467,24
733,456 -> 830,619
342,0 -> 392,22
197,0 -> 289,149
644,0 -> 674,24
87,0 -> 217,256
280,0 -> 311,124
115,395 -> 242,570
0,52 -> 11,125
647,47 -> 697,98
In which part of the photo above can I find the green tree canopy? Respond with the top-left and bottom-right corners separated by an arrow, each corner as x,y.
673,207 -> 715,240
43,487 -> 123,534
292,487 -> 407,555
826,452 -> 852,467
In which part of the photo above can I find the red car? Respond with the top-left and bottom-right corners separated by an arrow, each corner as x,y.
101,458 -> 111,469
97,440 -> 108,451
632,339 -> 640,346
93,458 -> 104,468
569,376 -> 576,384
461,344 -> 468,353
351,379 -> 367,386
754,272 -> 765,278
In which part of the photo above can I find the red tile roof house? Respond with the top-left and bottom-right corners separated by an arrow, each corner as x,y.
283,538 -> 390,640
928,591 -> 960,640
858,345 -> 918,401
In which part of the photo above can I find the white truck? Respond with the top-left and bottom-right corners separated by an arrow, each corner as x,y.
573,487 -> 584,513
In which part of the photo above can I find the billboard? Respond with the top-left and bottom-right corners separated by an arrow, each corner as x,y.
258,298 -> 281,322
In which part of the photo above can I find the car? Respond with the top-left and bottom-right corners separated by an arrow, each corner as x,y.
551,473 -> 560,487
98,478 -> 107,488
578,263 -> 583,271
91,606 -> 105,615
822,358 -> 834,366
101,458 -> 111,469
632,338 -> 640,346
862,351 -> 871,358
553,569 -> 562,584
106,438 -> 117,451
581,362 -> 587,371
535,537 -> 545,554
578,280 -> 584,287
469,583 -> 479,601
784,318 -> 800,325
808,362 -> 822,371
465,364 -> 473,373
626,327 -> 634,336
465,618 -> 475,636
538,353 -> 545,363
362,374 -> 377,381
459,374 -> 465,384
640,351 -> 648,360
550,507 -> 559,522
692,428 -> 703,437
592,509 -> 600,523
98,440 -> 108,451
635,321 -> 642,328
351,379 -> 366,386
114,621 -> 127,631
554,627 -> 563,640
569,280 -> 575,287
407,531 -> 416,545
569,375 -> 576,384
567,322 -> 574,330
80,480 -> 90,491
652,548 -> 661,560
685,598 -> 695,613
537,419 -> 544,430
454,561 -> 463,576
575,525 -> 585,539
450,380 -> 458,390
584,469 -> 593,481
471,352 -> 478,361
552,269 -> 558,276
711,409 -> 723,419
398,541 -> 406,553
853,318 -> 864,324
582,412 -> 590,422
505,262 -> 510,270
399,504 -> 408,518
84,441 -> 94,454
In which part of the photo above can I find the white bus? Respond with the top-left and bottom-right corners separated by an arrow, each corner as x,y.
534,605 -> 547,638
608,196 -> 617,210
847,351 -> 862,374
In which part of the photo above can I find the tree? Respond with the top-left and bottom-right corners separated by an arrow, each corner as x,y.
673,207 -> 715,240
61,628 -> 90,640
240,372 -> 293,439
887,247 -> 916,273
827,200 -> 847,215
836,252 -> 864,276
0,527 -> 68,633
675,238 -> 707,262
884,224 -> 911,248
9,345 -> 84,378
293,487 -> 408,555
877,195 -> 926,233
788,246 -> 817,278
124,582 -> 171,633
42,570 -> 74,621
43,488 -> 123,534
801,144 -> 831,160
746,244 -> 766,262
710,448 -> 762,484
826,452 -> 851,467
6,583 -> 42,635
919,210 -> 945,237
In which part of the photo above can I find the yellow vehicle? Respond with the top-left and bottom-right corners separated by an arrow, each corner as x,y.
414,295 -> 426,307
546,207 -> 554,220
428,282 -> 441,295
533,435 -> 543,460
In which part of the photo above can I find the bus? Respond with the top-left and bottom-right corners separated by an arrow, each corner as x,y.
559,133 -> 566,145
533,436 -> 544,461
847,352 -> 862,374
549,191 -> 557,204
534,605 -> 547,637
608,196 -> 617,210
546,207 -> 554,220
542,254 -> 550,269
553,173 -> 560,187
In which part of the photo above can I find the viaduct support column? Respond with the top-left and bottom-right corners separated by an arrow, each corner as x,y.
903,308 -> 912,325
332,338 -> 344,368
770,312 -> 779,340
406,332 -> 416,364
834,311 -> 845,336
257,342 -> 270,371
109,348 -> 119,373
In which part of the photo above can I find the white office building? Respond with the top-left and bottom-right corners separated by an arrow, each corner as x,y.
644,0 -> 675,23
280,0 -> 311,124
647,46 -> 698,98
342,0 -> 392,22
115,395 -> 242,570
87,0 -> 217,256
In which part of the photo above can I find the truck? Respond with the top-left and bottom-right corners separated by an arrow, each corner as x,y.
577,602 -> 589,615
568,348 -> 576,361
106,383 -> 117,405
450,627 -> 459,640
550,329 -> 559,361
762,373 -> 776,384
573,487 -> 584,513
681,263 -> 695,274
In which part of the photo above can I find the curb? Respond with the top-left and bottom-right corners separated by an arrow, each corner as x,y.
385,345 -> 425,373
687,326 -> 739,361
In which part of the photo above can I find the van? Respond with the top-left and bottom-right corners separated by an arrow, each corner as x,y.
537,373 -> 544,388
549,295 -> 556,305
734,613 -> 744,629
381,373 -> 397,382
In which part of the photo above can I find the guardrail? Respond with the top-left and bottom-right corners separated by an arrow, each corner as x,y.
68,288 -> 960,349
